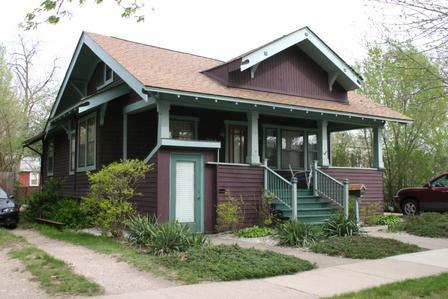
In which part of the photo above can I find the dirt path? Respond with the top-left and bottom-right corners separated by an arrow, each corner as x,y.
12,229 -> 176,296
0,248 -> 49,299
211,235 -> 362,268
364,226 -> 448,250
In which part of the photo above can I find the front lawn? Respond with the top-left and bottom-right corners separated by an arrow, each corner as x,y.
0,228 -> 102,296
31,224 -> 314,283
328,272 -> 448,299
311,236 -> 421,259
401,213 -> 448,238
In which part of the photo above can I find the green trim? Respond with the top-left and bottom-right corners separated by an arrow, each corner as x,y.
76,112 -> 97,172
161,139 -> 221,149
169,153 -> 204,233
78,84 -> 131,114
170,115 -> 199,140
123,99 -> 155,114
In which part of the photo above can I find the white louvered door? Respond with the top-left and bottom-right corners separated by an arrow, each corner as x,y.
175,161 -> 195,223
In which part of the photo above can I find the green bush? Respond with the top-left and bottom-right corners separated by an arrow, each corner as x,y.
126,215 -> 209,255
83,159 -> 152,237
365,214 -> 401,226
237,226 -> 275,238
24,179 -> 87,229
323,213 -> 361,237
259,191 -> 275,226
216,191 -> 244,232
277,219 -> 321,247
388,222 -> 405,232
403,213 -> 448,238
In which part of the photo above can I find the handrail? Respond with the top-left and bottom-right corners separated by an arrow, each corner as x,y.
262,161 -> 293,209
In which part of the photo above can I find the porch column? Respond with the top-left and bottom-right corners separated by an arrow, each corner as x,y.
373,126 -> 384,169
246,110 -> 260,164
157,101 -> 171,140
317,119 -> 330,167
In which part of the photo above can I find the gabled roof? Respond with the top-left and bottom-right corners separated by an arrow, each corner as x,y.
48,30 -> 412,125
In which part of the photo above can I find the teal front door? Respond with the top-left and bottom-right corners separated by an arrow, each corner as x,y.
169,153 -> 204,232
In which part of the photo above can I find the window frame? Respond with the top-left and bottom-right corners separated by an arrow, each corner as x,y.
96,64 -> 114,90
262,124 -> 317,171
76,113 -> 97,172
169,116 -> 199,140
224,120 -> 248,164
47,140 -> 54,176
29,172 -> 40,187
69,125 -> 76,175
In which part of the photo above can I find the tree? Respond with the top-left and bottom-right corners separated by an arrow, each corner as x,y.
24,0 -> 146,30
0,46 -> 24,171
358,42 -> 448,203
369,0 -> 448,86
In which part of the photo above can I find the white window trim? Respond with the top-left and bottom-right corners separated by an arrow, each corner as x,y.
29,172 -> 40,187
169,115 -> 199,140
262,124 -> 317,171
69,127 -> 76,175
96,64 -> 114,90
47,140 -> 54,176
77,113 -> 97,172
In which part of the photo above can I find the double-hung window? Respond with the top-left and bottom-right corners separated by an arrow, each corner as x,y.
47,140 -> 54,176
69,123 -> 76,175
77,114 -> 96,171
29,172 -> 40,186
281,130 -> 304,169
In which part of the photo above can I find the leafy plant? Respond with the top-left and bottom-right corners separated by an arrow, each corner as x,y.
402,213 -> 448,238
83,159 -> 152,237
276,219 -> 321,247
126,216 -> 210,255
47,198 -> 88,229
322,213 -> 361,237
237,226 -> 275,238
365,214 -> 401,227
259,191 -> 275,226
216,190 -> 244,232
388,222 -> 405,232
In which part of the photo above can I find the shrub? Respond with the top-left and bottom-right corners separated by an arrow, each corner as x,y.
311,236 -> 421,259
237,226 -> 275,238
365,214 -> 401,227
323,213 -> 361,237
259,191 -> 275,226
276,219 -> 321,247
47,198 -> 88,229
403,213 -> 448,238
388,222 -> 405,232
216,191 -> 244,232
126,216 -> 210,255
83,159 -> 152,237
360,202 -> 382,221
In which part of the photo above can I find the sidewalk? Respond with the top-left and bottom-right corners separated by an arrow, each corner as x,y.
97,248 -> 448,299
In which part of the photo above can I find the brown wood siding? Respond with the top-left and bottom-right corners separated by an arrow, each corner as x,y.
87,62 -> 124,96
206,47 -> 347,102
321,167 -> 384,213
132,156 -> 157,215
127,109 -> 157,160
216,165 -> 264,227
156,147 -> 217,233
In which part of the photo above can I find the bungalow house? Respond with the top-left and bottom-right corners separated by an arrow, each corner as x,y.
24,27 -> 411,232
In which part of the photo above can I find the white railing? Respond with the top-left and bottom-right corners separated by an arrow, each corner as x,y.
263,160 -> 297,219
312,160 -> 350,219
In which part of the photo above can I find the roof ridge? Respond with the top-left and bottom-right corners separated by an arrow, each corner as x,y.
85,31 -> 224,63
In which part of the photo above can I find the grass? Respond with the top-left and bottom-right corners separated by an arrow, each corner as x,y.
328,272 -> 448,299
157,244 -> 314,283
402,213 -> 448,238
0,228 -> 102,296
311,236 -> 421,259
30,224 -> 314,283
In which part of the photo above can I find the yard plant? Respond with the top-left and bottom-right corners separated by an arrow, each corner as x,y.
401,213 -> 448,238
216,190 -> 244,232
322,213 -> 361,237
237,225 -> 275,238
311,236 -> 421,259
277,219 -> 321,247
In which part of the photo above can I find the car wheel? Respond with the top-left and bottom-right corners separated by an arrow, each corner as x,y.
402,199 -> 418,215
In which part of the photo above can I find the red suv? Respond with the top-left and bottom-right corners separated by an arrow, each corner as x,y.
394,173 -> 448,215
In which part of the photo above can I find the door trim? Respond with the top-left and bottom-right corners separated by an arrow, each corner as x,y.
169,153 -> 204,233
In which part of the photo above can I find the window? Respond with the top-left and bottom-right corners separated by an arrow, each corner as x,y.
29,172 -> 39,187
104,64 -> 113,85
307,134 -> 317,169
77,114 -> 96,171
432,176 -> 448,188
47,140 -> 54,176
265,128 -> 278,168
228,125 -> 247,164
169,118 -> 197,140
281,130 -> 304,169
69,129 -> 76,174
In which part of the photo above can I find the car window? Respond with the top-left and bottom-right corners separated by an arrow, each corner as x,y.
432,176 -> 448,188
0,188 -> 7,199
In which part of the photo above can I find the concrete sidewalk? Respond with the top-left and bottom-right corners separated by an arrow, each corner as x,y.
97,248 -> 448,299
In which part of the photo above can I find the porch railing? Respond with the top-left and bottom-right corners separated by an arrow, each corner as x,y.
312,160 -> 350,218
263,161 -> 298,219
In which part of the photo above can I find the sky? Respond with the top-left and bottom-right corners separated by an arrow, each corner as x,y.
0,0 -> 378,83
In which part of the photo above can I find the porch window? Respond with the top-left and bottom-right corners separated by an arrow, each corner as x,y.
265,128 -> 277,168
47,140 -> 54,176
281,130 -> 304,169
77,114 -> 96,171
228,124 -> 247,164
169,118 -> 197,140
307,134 -> 317,169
